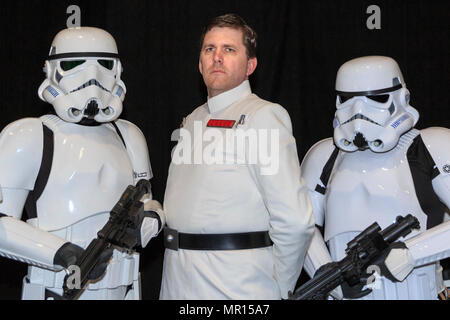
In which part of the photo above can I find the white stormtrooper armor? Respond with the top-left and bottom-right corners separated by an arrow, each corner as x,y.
0,27 -> 164,300
302,56 -> 450,300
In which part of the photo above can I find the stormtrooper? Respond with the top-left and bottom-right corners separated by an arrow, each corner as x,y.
301,56 -> 450,300
0,27 -> 164,299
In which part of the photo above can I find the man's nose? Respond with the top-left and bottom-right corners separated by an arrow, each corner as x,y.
213,51 -> 223,63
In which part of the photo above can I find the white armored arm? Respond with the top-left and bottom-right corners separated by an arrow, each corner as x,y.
0,118 -> 70,270
421,127 -> 450,209
300,138 -> 337,228
300,140 -> 344,299
114,119 -> 153,181
405,220 -> 450,267
301,138 -> 338,277
385,220 -> 450,282
0,216 -> 67,270
115,119 -> 166,247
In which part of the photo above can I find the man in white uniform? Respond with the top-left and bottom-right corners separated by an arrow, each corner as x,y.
161,14 -> 314,299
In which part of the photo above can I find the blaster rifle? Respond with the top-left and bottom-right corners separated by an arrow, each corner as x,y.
289,214 -> 420,300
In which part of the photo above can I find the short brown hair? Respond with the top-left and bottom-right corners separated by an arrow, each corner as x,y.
199,13 -> 257,58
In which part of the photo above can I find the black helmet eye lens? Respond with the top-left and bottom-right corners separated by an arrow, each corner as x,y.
338,95 -> 352,104
367,94 -> 390,103
98,59 -> 114,70
60,60 -> 86,71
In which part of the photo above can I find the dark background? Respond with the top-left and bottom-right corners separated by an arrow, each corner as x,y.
0,0 -> 448,299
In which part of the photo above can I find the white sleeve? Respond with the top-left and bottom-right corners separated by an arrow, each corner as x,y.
249,104 -> 315,298
303,227 -> 334,277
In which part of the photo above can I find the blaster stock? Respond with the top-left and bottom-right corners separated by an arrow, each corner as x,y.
62,179 -> 151,300
289,214 -> 420,300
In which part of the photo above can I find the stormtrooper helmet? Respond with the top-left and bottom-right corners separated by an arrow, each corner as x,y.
38,27 -> 127,125
333,56 -> 419,152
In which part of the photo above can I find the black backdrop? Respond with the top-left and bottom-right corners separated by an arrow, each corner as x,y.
0,0 -> 448,300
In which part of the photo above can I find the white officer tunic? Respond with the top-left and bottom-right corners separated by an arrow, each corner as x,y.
161,81 -> 314,299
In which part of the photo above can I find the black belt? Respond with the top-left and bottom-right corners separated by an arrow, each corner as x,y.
164,227 -> 273,251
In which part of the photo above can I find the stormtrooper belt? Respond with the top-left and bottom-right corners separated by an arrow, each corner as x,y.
164,227 -> 273,251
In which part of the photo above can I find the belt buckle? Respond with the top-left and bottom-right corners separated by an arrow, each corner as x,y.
164,227 -> 179,251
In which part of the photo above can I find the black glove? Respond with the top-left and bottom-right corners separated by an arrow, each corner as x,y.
341,277 -> 372,299
341,242 -> 409,299
54,242 -> 113,281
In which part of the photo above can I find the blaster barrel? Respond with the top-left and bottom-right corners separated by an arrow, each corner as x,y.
381,214 -> 420,244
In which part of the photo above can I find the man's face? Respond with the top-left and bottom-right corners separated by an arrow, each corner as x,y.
199,27 -> 257,98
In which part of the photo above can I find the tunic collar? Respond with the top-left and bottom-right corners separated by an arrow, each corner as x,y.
207,80 -> 252,114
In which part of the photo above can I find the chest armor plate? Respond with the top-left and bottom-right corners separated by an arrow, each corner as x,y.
35,118 -> 134,231
324,134 -> 427,241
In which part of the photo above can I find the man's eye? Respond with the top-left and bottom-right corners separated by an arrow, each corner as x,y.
205,47 -> 214,52
225,48 -> 235,52
60,60 -> 85,71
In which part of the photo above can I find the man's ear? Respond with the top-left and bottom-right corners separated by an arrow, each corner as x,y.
198,58 -> 203,75
246,57 -> 258,77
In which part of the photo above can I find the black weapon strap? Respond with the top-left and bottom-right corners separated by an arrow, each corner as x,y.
407,134 -> 445,229
314,147 -> 339,195
110,121 -> 127,149
24,124 -> 54,220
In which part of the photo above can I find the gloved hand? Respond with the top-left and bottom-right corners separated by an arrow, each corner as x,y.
341,276 -> 372,299
53,242 -> 113,281
341,242 -> 414,299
